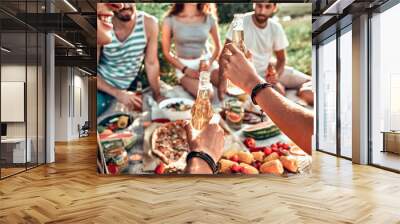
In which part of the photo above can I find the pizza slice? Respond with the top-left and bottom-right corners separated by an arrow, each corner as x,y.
151,120 -> 190,166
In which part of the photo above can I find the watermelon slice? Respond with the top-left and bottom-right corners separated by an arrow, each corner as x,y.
243,121 -> 281,140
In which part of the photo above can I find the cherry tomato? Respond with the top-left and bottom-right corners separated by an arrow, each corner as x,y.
152,118 -> 170,123
231,164 -> 242,173
263,147 -> 272,156
155,163 -> 165,174
282,143 -> 290,150
107,164 -> 118,175
243,137 -> 256,149
250,147 -> 264,152
230,154 -> 240,163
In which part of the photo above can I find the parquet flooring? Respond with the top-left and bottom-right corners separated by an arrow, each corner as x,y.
1,167 -> 26,178
1,135 -> 400,224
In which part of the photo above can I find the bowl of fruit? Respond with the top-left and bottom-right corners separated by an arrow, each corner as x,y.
222,99 -> 244,130
159,98 -> 194,121
218,139 -> 312,176
97,113 -> 137,151
97,113 -> 137,174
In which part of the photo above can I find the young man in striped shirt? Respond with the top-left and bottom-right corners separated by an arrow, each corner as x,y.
97,3 -> 163,116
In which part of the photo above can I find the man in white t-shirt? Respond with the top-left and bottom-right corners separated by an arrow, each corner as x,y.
225,3 -> 313,106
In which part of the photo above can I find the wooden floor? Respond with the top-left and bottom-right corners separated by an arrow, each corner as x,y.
1,167 -> 26,178
372,151 -> 400,171
1,136 -> 400,224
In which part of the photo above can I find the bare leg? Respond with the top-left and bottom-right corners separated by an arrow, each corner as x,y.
296,81 -> 314,106
180,76 -> 214,100
273,82 -> 286,96
298,88 -> 314,106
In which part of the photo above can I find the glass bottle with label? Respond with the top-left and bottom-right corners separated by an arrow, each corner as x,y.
226,14 -> 249,98
231,14 -> 247,54
191,60 -> 213,131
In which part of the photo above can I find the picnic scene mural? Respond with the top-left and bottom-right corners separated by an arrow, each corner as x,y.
96,3 -> 313,175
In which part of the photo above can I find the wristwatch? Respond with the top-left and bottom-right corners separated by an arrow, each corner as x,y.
176,66 -> 188,82
186,151 -> 218,174
181,66 -> 188,74
251,82 -> 273,105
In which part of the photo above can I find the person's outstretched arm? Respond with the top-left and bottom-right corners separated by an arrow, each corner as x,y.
97,75 -> 142,111
185,123 -> 225,174
144,15 -> 163,102
220,44 -> 313,154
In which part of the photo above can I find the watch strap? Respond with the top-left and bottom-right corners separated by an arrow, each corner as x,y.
251,82 -> 272,105
186,151 -> 218,174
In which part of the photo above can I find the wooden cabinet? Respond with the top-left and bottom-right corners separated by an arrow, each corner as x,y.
382,131 -> 400,154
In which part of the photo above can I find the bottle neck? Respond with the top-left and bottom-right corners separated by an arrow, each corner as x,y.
232,15 -> 244,31
197,71 -> 212,97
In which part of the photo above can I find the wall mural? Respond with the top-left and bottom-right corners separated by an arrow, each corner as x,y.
96,3 -> 313,176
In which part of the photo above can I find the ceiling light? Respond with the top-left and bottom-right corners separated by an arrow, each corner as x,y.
323,0 -> 354,15
63,0 -> 78,12
78,67 -> 93,76
1,47 -> 11,53
54,34 -> 75,48
323,0 -> 341,14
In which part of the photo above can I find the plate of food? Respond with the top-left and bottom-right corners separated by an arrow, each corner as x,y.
98,113 -> 134,131
227,83 -> 246,97
97,113 -> 139,174
159,98 -> 194,121
218,140 -> 312,175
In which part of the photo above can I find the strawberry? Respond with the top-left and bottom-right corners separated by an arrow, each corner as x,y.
230,154 -> 240,163
263,147 -> 272,156
243,138 -> 256,149
270,143 -> 277,148
231,164 -> 242,173
155,163 -> 165,174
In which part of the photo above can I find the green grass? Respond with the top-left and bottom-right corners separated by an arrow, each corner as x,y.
281,16 -> 312,75
275,3 -> 312,18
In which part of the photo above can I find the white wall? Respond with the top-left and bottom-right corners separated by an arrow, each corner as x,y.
1,65 -> 26,139
54,66 -> 89,141
1,64 -> 45,163
55,66 -> 69,141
